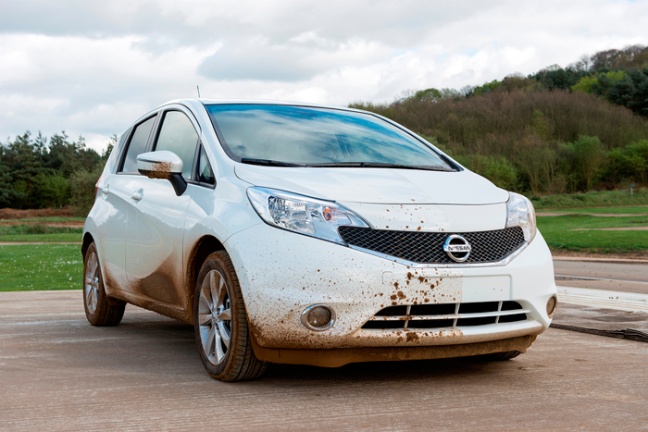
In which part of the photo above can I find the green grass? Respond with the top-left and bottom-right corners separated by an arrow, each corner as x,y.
0,233 -> 83,243
531,189 -> 648,210
0,217 -> 85,224
0,203 -> 645,292
0,224 -> 83,243
0,224 -> 82,235
0,244 -> 83,291
539,205 -> 648,215
527,190 -> 648,253
538,214 -> 648,253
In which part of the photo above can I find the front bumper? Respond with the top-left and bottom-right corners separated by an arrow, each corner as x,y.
225,223 -> 556,354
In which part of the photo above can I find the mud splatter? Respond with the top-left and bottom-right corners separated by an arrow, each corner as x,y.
405,332 -> 420,342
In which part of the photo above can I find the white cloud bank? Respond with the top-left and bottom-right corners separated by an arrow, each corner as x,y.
0,0 -> 646,152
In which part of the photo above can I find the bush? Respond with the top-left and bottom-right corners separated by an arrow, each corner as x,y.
32,172 -> 71,208
69,166 -> 104,216
461,154 -> 519,190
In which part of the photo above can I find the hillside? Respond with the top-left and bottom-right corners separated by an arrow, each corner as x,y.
352,45 -> 648,194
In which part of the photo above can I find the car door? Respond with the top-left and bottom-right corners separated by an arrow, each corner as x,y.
97,116 -> 157,293
123,108 -> 199,313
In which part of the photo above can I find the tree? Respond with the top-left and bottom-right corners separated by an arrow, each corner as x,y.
461,154 -> 518,191
32,172 -> 71,208
570,136 -> 608,190
44,132 -> 101,176
512,134 -> 558,194
614,68 -> 648,117
69,165 -> 103,216
604,140 -> 648,184
0,159 -> 13,207
2,132 -> 44,208
0,131 -> 106,209
532,65 -> 586,90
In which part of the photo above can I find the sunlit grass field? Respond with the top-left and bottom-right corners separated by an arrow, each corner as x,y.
0,223 -> 82,243
0,233 -> 82,243
531,189 -> 648,209
538,215 -> 648,253
536,204 -> 648,254
0,220 -> 83,291
0,197 -> 646,291
0,244 -> 82,291
549,207 -> 648,214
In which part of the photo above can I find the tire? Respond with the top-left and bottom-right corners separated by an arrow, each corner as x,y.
481,351 -> 522,361
194,251 -> 266,382
83,243 -> 126,326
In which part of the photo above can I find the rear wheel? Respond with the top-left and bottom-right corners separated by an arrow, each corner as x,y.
83,243 -> 125,326
194,251 -> 266,382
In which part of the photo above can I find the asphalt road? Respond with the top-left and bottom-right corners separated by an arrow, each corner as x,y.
1,290 -> 647,432
554,258 -> 648,294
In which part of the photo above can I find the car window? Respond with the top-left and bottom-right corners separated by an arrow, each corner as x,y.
120,116 -> 156,173
197,145 -> 215,186
206,104 -> 455,170
154,111 -> 199,180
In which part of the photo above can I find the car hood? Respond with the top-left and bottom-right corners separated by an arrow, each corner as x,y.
234,165 -> 509,205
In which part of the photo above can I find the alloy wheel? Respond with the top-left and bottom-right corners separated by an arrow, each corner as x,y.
198,270 -> 232,366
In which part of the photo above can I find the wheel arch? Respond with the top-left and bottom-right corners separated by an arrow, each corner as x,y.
185,235 -> 226,323
81,232 -> 94,258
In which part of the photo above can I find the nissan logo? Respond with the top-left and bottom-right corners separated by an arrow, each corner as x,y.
443,235 -> 472,262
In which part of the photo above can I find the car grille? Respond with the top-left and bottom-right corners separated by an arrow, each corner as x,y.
362,301 -> 529,330
338,226 -> 525,264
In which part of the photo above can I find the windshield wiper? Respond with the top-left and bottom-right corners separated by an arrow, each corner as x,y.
240,158 -> 305,167
305,162 -> 455,171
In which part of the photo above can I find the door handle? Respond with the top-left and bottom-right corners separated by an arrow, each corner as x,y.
131,189 -> 143,201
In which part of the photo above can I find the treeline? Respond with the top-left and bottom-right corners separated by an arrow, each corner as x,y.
351,45 -> 648,194
0,131 -> 111,212
2,45 -> 647,210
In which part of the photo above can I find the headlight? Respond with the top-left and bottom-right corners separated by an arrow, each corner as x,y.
506,192 -> 537,242
247,187 -> 369,244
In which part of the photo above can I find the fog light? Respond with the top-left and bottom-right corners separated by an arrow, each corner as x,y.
546,295 -> 558,318
301,304 -> 336,331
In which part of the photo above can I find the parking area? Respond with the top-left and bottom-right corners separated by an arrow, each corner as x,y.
1,290 -> 646,431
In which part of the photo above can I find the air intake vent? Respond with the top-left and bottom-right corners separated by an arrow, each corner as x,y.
362,301 -> 529,330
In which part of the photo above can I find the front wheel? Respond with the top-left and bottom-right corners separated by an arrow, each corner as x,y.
194,251 -> 266,382
480,351 -> 522,361
83,242 -> 125,326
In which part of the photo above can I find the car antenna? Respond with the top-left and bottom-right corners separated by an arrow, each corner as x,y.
196,85 -> 201,98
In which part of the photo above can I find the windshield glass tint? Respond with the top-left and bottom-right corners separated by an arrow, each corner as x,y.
206,104 -> 453,169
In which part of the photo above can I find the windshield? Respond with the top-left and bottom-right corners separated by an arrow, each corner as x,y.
205,104 -> 456,170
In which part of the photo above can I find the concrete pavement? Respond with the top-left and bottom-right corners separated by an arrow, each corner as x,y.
553,287 -> 648,342
1,290 -> 647,431
552,258 -> 648,342
553,258 -> 648,295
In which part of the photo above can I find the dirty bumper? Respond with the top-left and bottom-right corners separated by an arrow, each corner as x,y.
252,335 -> 537,367
227,224 -> 555,354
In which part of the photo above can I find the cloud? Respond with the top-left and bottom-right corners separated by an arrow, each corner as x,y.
198,34 -> 391,82
1,0 -> 646,153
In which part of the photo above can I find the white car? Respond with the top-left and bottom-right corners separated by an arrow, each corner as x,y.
82,99 -> 557,381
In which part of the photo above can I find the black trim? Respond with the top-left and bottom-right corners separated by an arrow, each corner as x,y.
117,113 -> 160,174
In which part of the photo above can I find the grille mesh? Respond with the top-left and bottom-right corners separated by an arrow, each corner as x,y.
338,226 -> 525,264
362,301 -> 528,330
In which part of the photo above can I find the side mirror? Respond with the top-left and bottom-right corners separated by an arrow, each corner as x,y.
137,151 -> 187,196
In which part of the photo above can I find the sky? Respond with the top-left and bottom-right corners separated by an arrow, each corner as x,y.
0,0 -> 647,153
